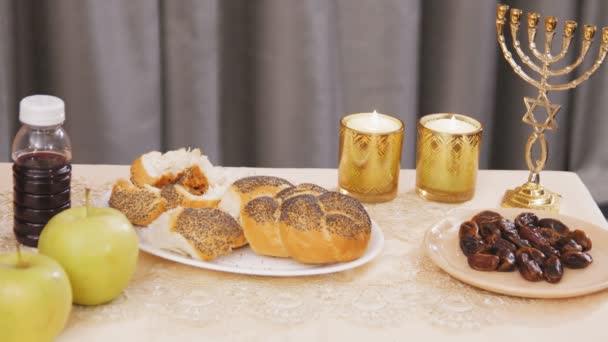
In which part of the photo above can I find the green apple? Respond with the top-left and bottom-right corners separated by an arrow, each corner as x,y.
0,251 -> 72,342
38,190 -> 138,305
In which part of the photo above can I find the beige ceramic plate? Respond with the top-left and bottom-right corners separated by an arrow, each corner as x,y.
424,207 -> 608,298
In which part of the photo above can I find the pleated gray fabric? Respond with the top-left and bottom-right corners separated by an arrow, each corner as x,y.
0,0 -> 16,158
0,0 -> 607,202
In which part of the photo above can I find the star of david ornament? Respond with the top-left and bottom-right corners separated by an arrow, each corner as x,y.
522,93 -> 561,131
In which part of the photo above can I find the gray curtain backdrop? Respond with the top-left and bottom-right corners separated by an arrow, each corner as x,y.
0,0 -> 607,202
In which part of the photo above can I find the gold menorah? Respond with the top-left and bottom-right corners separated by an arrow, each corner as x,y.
496,4 -> 608,212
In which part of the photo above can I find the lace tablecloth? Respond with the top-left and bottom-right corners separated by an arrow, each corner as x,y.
1,164 -> 607,341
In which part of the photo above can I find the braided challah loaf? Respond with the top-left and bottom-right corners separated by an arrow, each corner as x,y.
220,177 -> 372,264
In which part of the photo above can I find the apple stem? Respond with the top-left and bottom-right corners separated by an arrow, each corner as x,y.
85,187 -> 91,217
16,242 -> 25,268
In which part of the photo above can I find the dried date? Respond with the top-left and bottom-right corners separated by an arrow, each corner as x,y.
555,237 -> 583,254
478,220 -> 502,241
499,219 -> 531,248
471,211 -> 502,224
569,230 -> 592,252
467,254 -> 500,272
459,221 -> 479,240
495,248 -> 517,272
543,256 -> 563,283
515,212 -> 539,230
460,236 -> 486,256
517,224 -> 560,257
516,246 -> 546,265
490,237 -> 517,253
538,218 -> 570,235
561,251 -> 593,269
516,252 -> 544,282
538,228 -> 562,246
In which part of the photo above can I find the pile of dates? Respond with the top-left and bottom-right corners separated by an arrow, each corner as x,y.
459,211 -> 593,283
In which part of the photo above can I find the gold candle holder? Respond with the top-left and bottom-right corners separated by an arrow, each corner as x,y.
416,114 -> 483,203
338,112 -> 404,203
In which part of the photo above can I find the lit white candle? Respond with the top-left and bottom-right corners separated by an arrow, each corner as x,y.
345,111 -> 401,133
423,116 -> 478,134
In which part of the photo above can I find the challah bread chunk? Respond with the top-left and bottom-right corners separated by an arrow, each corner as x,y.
109,179 -> 167,226
145,207 -> 246,261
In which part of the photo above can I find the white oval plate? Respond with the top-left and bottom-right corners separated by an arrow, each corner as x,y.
424,207 -> 608,298
100,191 -> 384,277
137,222 -> 383,277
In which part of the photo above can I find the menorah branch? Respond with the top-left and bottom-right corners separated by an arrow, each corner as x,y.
547,20 -> 577,63
548,43 -> 608,91
497,34 -> 542,88
546,40 -> 591,76
527,28 -> 546,62
547,36 -> 572,63
544,31 -> 556,56
510,23 -> 543,74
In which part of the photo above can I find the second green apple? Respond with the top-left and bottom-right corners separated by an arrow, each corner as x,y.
39,205 -> 138,306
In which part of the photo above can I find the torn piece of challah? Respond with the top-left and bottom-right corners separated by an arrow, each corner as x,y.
110,148 -> 231,226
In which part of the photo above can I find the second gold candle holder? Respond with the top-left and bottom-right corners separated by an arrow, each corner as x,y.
416,114 -> 483,203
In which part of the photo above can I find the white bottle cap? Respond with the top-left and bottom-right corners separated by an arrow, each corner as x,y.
19,95 -> 66,126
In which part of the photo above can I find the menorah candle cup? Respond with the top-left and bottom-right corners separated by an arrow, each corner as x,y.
338,112 -> 404,203
416,114 -> 483,203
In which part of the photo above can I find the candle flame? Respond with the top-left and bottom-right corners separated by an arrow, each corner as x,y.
371,110 -> 380,126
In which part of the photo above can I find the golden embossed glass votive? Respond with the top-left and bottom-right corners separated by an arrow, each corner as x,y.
338,112 -> 404,203
416,113 -> 483,203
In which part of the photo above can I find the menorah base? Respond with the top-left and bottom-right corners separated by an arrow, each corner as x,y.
501,181 -> 561,212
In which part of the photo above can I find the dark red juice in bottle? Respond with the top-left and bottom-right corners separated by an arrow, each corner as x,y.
13,152 -> 71,246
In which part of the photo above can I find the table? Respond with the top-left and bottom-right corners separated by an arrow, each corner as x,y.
1,164 -> 607,341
